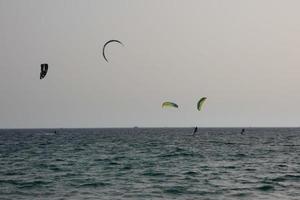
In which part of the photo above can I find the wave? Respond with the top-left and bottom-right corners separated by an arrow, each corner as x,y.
255,185 -> 274,191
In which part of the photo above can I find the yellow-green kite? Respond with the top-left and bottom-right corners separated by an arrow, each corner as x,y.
197,97 -> 207,111
162,102 -> 179,109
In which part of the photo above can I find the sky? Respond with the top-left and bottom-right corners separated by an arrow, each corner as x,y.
1,0 -> 300,128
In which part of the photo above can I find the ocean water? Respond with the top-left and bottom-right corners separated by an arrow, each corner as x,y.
0,128 -> 300,200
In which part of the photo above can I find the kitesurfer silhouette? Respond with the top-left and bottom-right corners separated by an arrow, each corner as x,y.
240,128 -> 245,135
192,126 -> 198,136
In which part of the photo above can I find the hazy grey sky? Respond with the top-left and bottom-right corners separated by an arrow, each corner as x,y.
1,0 -> 300,128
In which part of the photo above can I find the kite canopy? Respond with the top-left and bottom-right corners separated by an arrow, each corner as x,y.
197,97 -> 207,111
102,39 -> 124,62
162,102 -> 179,109
40,63 -> 48,79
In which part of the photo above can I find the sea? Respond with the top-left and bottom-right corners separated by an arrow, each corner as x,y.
0,128 -> 300,200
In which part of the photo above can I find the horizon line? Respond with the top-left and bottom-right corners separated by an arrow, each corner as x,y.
0,126 -> 299,130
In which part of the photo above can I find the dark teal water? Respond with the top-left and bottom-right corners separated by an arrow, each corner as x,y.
1,128 -> 300,199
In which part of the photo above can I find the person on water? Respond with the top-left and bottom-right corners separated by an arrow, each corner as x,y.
240,128 -> 245,135
192,126 -> 198,135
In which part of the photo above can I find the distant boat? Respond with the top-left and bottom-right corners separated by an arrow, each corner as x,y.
133,126 -> 139,129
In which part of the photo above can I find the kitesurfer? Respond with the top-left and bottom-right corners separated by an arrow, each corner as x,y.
240,128 -> 245,135
192,126 -> 198,135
